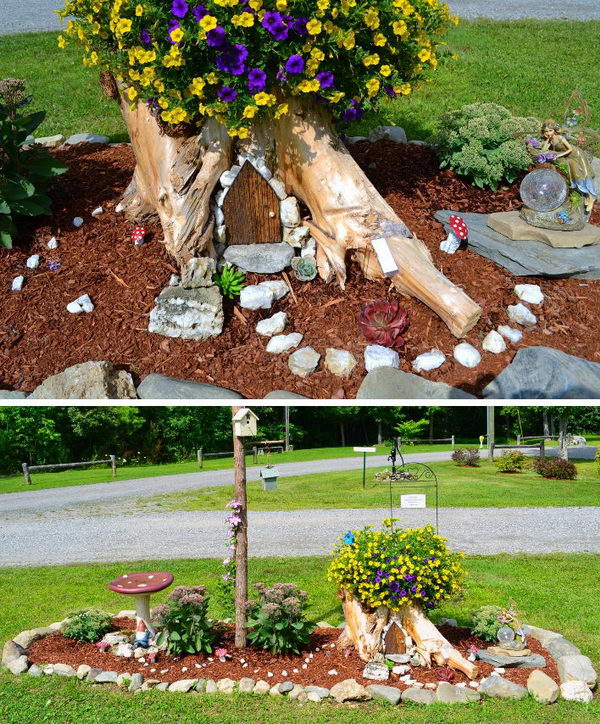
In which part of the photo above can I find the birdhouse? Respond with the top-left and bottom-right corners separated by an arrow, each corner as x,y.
232,407 -> 259,437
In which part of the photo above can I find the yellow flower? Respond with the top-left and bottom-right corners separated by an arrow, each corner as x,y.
135,3 -> 144,16
154,80 -> 165,93
310,48 -> 325,61
249,0 -> 262,9
116,18 -> 132,35
418,48 -> 431,62
363,7 -> 380,30
158,96 -> 169,109
276,0 -> 287,9
342,31 -> 355,49
200,15 -> 218,32
170,27 -> 184,43
274,103 -> 289,119
392,20 -> 408,36
323,20 -> 334,34
317,0 -> 329,8
189,77 -> 206,96
57,35 -> 67,48
243,104 -> 258,118
379,65 -> 391,77
306,19 -> 322,34
232,11 -> 254,26
297,79 -> 320,93
373,32 -> 386,46
363,53 -> 380,67
254,92 -> 275,106
126,86 -> 138,101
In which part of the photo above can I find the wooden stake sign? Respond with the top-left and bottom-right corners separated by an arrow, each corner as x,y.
222,162 -> 282,245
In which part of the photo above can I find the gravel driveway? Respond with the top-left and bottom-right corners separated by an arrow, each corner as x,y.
2,506 -> 598,566
1,0 -> 599,36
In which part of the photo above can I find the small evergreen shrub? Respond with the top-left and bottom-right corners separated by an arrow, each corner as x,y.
62,609 -> 113,643
246,582 -> 315,654
153,585 -> 216,655
451,448 -> 480,467
471,605 -> 503,643
435,102 -> 537,190
494,450 -> 528,473
533,457 -> 577,480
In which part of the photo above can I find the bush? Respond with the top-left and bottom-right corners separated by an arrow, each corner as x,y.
153,585 -> 216,655
451,448 -> 480,467
494,450 -> 528,473
246,582 -> 315,654
434,102 -> 538,190
0,78 -> 68,248
62,609 -> 113,643
59,0 -> 456,137
328,522 -> 465,611
533,456 -> 577,480
470,605 -> 503,642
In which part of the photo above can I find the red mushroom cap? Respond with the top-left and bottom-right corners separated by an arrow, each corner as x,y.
108,571 -> 174,595
448,215 -> 468,240
131,226 -> 146,242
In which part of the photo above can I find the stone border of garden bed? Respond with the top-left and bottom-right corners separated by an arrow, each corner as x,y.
2,615 -> 596,707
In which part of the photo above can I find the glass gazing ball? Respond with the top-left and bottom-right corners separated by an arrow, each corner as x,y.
497,625 -> 516,645
519,169 -> 568,212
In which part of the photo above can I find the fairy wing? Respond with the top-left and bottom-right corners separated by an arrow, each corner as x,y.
562,90 -> 600,155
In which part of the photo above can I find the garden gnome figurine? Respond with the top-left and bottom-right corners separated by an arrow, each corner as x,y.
133,618 -> 151,649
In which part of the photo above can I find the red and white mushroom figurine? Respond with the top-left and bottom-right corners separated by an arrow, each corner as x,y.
108,571 -> 173,636
439,214 -> 468,254
131,226 -> 146,246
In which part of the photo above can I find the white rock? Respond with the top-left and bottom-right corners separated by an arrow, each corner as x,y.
256,312 -> 288,337
257,280 -> 289,301
412,349 -> 445,372
47,236 -> 59,249
239,285 -> 274,310
482,330 -> 506,354
325,348 -> 357,377
66,301 -> 84,314
26,255 -> 40,269
11,276 -> 24,291
364,344 -> 400,372
169,274 -> 180,287
289,347 -> 321,378
280,196 -> 300,228
560,681 -> 593,703
266,333 -> 303,354
73,217 -> 84,228
76,294 -> 94,313
392,665 -> 410,675
254,161 -> 272,181
91,207 -> 104,217
215,188 -> 228,207
493,667 -> 506,674
439,230 -> 461,254
453,342 -> 481,368
269,177 -> 288,201
515,283 -> 544,305
497,325 -> 523,344
115,201 -> 125,213
425,683 -> 437,690
469,681 -> 479,688
507,303 -> 537,327
216,225 -> 227,244
214,205 -> 224,227
284,225 -> 310,247
328,670 -> 338,676
116,643 -> 133,658
219,165 -> 241,187
301,238 -> 317,257
369,126 -> 407,144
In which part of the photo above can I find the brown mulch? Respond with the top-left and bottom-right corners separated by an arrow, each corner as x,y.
1,141 -> 599,397
28,618 -> 559,690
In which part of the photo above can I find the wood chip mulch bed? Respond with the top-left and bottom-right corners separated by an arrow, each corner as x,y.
1,141 -> 599,398
27,618 -> 559,690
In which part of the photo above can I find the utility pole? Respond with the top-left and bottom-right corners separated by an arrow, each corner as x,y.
231,406 -> 248,648
284,406 -> 290,452
486,406 -> 495,460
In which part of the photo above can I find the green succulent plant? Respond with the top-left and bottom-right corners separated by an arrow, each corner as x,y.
292,255 -> 317,282
213,263 -> 246,299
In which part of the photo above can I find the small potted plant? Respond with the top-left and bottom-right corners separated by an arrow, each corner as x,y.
260,450 -> 279,491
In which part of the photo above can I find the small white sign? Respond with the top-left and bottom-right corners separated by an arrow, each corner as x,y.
354,446 -> 377,453
372,237 -> 399,277
401,494 -> 426,509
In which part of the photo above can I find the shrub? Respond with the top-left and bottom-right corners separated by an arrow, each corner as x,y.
533,456 -> 577,480
470,605 -> 503,642
246,582 -> 315,654
0,79 -> 68,248
394,418 -> 428,442
434,102 -> 538,190
328,522 -> 465,611
62,609 -> 113,643
494,450 -> 528,473
213,263 -> 245,299
59,0 -> 456,137
451,448 -> 480,467
153,585 -> 216,655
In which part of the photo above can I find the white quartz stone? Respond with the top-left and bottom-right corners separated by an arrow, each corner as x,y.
412,349 -> 445,372
11,275 -> 24,291
66,301 -> 84,314
73,217 -> 84,228
497,325 -> 523,344
239,285 -> 274,310
256,312 -> 288,337
280,196 -> 300,228
482,330 -> 506,354
453,342 -> 481,368
91,206 -> 104,217
219,165 -> 241,188
266,333 -> 303,354
269,177 -> 288,200
515,283 -> 544,305
47,236 -> 59,249
364,344 -> 400,372
26,255 -> 40,269
507,303 -> 537,327
215,188 -> 228,207
257,280 -> 289,300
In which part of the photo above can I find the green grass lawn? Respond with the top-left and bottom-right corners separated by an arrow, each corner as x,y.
1,554 -> 598,723
0,21 -> 598,141
139,459 -> 600,512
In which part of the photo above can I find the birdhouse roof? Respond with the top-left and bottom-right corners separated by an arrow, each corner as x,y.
232,407 -> 259,422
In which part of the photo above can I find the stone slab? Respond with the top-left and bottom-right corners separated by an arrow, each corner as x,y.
357,366 -> 476,399
137,374 -> 242,399
487,211 -> 600,248
436,211 -> 600,279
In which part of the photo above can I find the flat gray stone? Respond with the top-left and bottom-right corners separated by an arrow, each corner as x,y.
263,390 -> 310,399
129,673 -> 143,691
547,637 -> 581,659
436,210 -> 600,279
30,361 -> 136,399
7,656 -> 29,675
436,681 -> 481,703
557,654 -> 597,687
483,347 -> 600,399
366,684 -> 402,705
477,649 -> 546,668
401,687 -> 434,704
278,681 -> 294,694
53,663 -> 76,677
65,133 -> 110,145
386,654 -> 411,664
522,625 -> 562,648
357,366 -> 476,399
148,285 -> 223,340
238,677 -> 255,693
2,640 -> 25,666
168,678 -> 198,692
137,373 -> 242,399
27,664 -> 43,677
479,674 -> 528,699
223,243 -> 294,274
86,668 -> 103,682
304,685 -> 330,698
156,682 -> 169,691
94,671 -> 118,684
0,390 -> 27,398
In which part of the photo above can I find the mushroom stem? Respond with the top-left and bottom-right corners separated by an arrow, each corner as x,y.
134,594 -> 154,635
439,230 -> 461,254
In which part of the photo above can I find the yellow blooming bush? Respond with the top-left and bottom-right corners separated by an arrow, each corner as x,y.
328,522 -> 465,611
58,0 -> 456,136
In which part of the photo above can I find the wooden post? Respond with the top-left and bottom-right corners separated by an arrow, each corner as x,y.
197,448 -> 204,469
517,434 -> 521,445
110,455 -> 117,477
451,435 -> 455,450
232,406 -> 248,648
22,463 -> 32,485
252,446 -> 258,465
540,440 -> 545,459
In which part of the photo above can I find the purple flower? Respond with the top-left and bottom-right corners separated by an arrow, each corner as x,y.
276,67 -> 287,82
285,54 -> 304,74
140,29 -> 152,45
247,68 -> 267,93
216,45 -> 248,75
410,586 -> 417,593
404,574 -> 416,582
399,590 -> 407,597
389,581 -> 400,593
342,101 -> 363,122
262,10 -> 282,31
192,4 -> 208,21
171,0 -> 189,18
525,138 -> 541,148
384,84 -> 396,97
206,27 -> 227,47
218,86 -> 238,102
537,152 -> 558,163
316,71 -> 334,89
270,22 -> 289,41
291,17 -> 308,35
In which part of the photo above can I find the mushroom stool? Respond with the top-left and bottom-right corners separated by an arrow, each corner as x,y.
108,571 -> 174,638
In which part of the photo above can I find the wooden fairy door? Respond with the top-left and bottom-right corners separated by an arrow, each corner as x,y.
222,161 -> 282,245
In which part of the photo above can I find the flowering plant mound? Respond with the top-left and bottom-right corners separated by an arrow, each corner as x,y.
246,582 -> 316,654
153,584 -> 217,655
58,0 -> 456,137
328,522 -> 465,611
